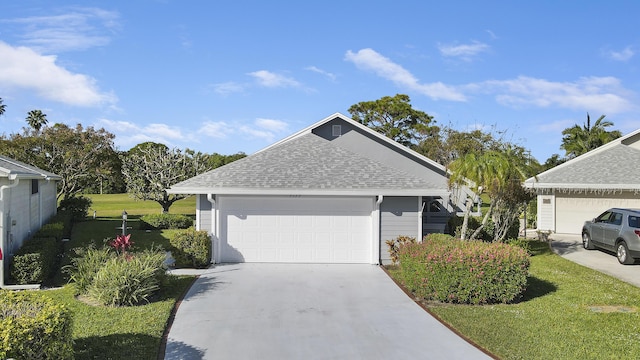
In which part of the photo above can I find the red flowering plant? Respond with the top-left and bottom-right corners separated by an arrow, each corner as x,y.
109,234 -> 133,257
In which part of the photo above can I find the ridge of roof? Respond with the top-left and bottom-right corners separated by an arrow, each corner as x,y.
525,127 -> 640,185
169,132 -> 447,194
259,112 -> 447,172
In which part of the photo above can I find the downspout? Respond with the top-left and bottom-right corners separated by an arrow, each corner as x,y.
0,176 -> 40,289
206,194 -> 218,264
374,195 -> 383,265
418,196 -> 424,242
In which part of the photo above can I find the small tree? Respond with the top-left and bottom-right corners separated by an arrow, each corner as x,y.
120,142 -> 209,213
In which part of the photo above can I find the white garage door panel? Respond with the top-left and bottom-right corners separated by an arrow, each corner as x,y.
555,195 -> 640,234
220,196 -> 373,263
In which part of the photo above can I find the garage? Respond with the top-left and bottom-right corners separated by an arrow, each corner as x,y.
219,196 -> 374,263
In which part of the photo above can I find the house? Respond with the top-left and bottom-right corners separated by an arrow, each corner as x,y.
524,128 -> 640,234
168,113 -> 469,265
0,155 -> 61,286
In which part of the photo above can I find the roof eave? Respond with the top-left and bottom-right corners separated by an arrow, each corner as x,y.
167,187 -> 451,197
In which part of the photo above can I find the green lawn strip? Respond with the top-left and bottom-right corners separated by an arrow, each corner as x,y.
388,241 -> 640,359
84,193 -> 196,218
41,276 -> 194,360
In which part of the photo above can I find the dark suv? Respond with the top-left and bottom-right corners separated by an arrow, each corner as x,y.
582,208 -> 640,264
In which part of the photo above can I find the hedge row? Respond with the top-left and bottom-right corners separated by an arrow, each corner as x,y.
139,213 -> 193,230
169,228 -> 211,268
398,234 -> 530,304
0,291 -> 74,359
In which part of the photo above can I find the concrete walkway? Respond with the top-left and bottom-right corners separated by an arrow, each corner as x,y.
164,263 -> 493,360
549,233 -> 640,287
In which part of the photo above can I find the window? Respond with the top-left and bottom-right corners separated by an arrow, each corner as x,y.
611,212 -> 623,225
332,125 -> 341,137
31,179 -> 39,194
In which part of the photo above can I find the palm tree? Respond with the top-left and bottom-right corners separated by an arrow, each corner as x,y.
0,98 -> 6,117
561,113 -> 622,159
26,109 -> 48,132
449,148 -> 530,241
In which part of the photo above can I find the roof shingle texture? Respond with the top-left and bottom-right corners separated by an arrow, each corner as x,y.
172,133 -> 443,191
0,155 -> 60,179
532,144 -> 640,186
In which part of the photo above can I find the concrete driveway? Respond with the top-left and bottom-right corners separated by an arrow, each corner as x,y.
549,233 -> 640,287
164,263 -> 493,360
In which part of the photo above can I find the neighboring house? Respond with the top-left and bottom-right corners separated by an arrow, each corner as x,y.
169,113 -> 469,265
524,128 -> 640,234
0,155 -> 61,285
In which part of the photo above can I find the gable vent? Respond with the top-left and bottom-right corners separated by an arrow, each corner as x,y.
332,125 -> 342,137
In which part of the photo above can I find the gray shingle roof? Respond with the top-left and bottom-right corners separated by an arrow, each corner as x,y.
0,155 -> 61,180
170,133 -> 446,195
525,128 -> 640,190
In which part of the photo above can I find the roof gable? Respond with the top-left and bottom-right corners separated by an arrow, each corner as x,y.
525,128 -> 640,191
0,155 -> 61,180
169,113 -> 450,196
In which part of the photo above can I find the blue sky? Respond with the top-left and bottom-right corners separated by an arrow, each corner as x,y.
1,1 -> 639,163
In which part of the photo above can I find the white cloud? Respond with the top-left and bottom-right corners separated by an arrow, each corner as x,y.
255,118 -> 288,133
344,48 -> 466,101
305,66 -> 336,81
209,81 -> 246,95
200,121 -> 234,138
248,70 -> 301,88
99,119 -> 191,150
0,41 -> 116,107
438,41 -> 490,60
3,7 -> 120,53
478,76 -> 634,114
606,46 -> 634,62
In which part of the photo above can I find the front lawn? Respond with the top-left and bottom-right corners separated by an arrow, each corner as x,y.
40,194 -> 197,359
388,241 -> 640,359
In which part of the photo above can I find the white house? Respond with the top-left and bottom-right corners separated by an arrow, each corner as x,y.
168,113 -> 470,264
0,155 -> 61,286
524,128 -> 640,234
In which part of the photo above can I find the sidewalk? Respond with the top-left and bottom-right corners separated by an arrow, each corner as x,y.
548,233 -> 640,288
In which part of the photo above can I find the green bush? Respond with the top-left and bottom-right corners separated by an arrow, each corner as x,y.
398,235 -> 530,304
65,246 -> 114,295
87,249 -> 167,306
169,228 -> 211,268
140,213 -> 193,230
59,196 -> 92,222
10,237 -> 61,285
385,235 -> 417,265
448,215 -> 520,242
0,291 -> 74,359
36,222 -> 65,241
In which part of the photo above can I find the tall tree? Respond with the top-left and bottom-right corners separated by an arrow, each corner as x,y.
416,127 -> 501,166
0,98 -> 6,117
25,110 -> 48,132
560,113 -> 622,159
348,94 -> 437,147
120,142 -> 211,213
0,123 -> 119,200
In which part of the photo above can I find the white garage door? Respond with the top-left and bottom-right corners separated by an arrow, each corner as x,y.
555,194 -> 640,234
219,196 -> 373,263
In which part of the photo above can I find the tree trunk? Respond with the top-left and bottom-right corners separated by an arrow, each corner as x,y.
460,197 -> 474,240
470,201 -> 494,241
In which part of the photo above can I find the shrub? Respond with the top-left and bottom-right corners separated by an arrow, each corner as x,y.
140,213 -> 193,230
65,246 -> 114,295
10,236 -> 61,284
169,228 -> 211,268
87,249 -> 167,306
0,291 -> 74,359
385,235 -> 417,265
398,236 -> 530,304
59,196 -> 92,222
36,222 -> 65,241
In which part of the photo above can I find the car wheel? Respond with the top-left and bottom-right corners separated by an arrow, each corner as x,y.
582,232 -> 595,250
617,241 -> 634,265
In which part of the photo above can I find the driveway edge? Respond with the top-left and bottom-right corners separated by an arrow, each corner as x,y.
379,266 -> 499,360
157,274 -> 200,360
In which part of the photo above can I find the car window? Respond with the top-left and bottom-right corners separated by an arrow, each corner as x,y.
596,211 -> 612,223
611,212 -> 623,225
629,216 -> 640,228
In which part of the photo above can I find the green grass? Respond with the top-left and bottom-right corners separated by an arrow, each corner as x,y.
85,193 -> 196,218
43,194 -> 197,360
388,241 -> 640,359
